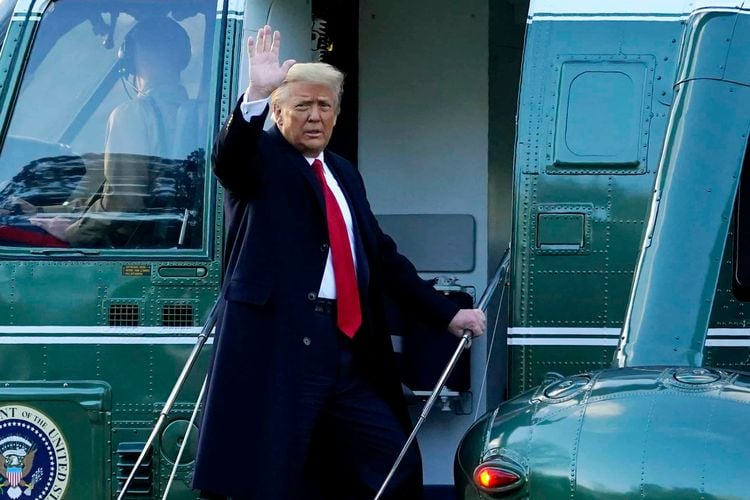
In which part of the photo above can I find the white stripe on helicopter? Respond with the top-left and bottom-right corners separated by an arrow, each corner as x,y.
508,338 -> 750,347
510,327 -> 620,336
508,337 -> 619,346
507,327 -> 750,346
0,326 -> 215,344
0,326 -> 206,334
0,336 -> 213,344
0,327 -> 744,346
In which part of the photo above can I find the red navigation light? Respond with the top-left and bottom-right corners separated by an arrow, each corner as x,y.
473,464 -> 521,492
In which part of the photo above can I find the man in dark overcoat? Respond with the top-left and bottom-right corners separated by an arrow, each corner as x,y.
193,25 -> 486,499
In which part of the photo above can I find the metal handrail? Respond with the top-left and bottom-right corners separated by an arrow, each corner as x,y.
161,375 -> 207,499
374,248 -> 511,499
146,248 -> 513,499
477,248 -> 510,312
117,300 -> 219,500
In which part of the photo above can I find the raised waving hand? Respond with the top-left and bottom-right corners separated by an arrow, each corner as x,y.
246,25 -> 296,100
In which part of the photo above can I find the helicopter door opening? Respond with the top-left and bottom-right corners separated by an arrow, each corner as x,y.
732,137 -> 750,299
240,1 -> 522,490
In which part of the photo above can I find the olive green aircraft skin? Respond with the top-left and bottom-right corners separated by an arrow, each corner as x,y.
507,6 -> 750,394
0,0 -> 748,498
456,3 -> 750,499
455,367 -> 750,499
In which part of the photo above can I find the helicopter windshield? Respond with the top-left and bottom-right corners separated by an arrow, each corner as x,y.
0,0 -> 215,250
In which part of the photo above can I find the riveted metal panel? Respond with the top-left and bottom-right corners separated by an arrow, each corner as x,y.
550,56 -> 654,174
677,10 -> 739,83
510,17 -> 683,393
0,382 -> 111,500
0,2 -> 230,497
537,213 -> 584,249
532,203 -> 592,254
724,13 -> 750,84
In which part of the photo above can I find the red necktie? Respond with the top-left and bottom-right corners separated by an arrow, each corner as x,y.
311,159 -> 362,338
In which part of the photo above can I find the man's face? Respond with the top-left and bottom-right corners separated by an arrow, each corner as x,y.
274,82 -> 337,157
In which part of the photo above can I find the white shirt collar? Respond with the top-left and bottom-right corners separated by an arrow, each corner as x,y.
304,153 -> 325,166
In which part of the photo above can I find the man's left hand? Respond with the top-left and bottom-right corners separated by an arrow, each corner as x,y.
29,216 -> 73,241
448,309 -> 486,339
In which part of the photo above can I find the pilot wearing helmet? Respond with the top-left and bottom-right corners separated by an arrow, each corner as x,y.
29,16 -> 191,247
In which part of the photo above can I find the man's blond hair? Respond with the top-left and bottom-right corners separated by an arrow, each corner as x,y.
271,63 -> 344,113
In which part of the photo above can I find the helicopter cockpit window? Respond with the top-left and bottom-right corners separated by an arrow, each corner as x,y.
0,0 -> 214,250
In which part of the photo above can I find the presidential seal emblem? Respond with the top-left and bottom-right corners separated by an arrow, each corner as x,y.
0,405 -> 70,500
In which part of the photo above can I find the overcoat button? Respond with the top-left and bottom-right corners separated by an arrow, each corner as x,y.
320,243 -> 329,252
303,337 -> 312,346
307,292 -> 317,301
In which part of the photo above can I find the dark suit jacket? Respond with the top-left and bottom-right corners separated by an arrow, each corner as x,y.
192,100 -> 460,498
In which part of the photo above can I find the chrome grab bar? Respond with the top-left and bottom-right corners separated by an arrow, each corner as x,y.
143,248 -> 513,500
374,247 -> 511,500
117,300 -> 219,500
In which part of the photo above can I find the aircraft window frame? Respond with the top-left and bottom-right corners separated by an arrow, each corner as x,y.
0,0 -> 14,50
0,0 -> 218,259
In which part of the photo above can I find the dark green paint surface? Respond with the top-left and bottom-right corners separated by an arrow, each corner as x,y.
458,7 -> 750,500
458,368 -> 750,499
509,11 -> 750,393
0,1 -> 236,497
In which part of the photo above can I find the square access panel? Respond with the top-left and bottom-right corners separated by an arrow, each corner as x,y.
550,56 -> 653,174
537,212 -> 585,250
533,204 -> 592,255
